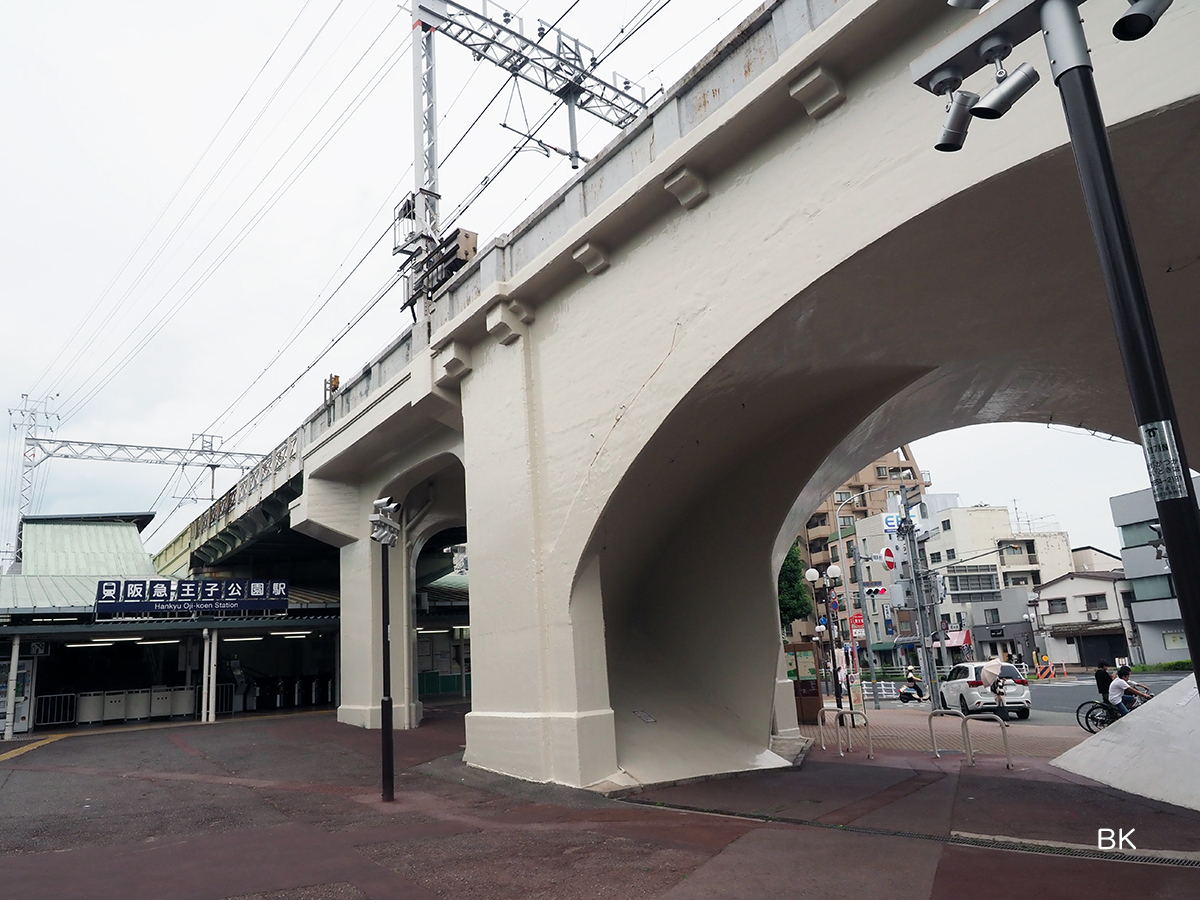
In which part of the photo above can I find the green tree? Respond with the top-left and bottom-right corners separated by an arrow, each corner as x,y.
778,541 -> 812,628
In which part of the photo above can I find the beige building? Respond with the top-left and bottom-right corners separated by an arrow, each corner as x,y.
787,446 -> 928,643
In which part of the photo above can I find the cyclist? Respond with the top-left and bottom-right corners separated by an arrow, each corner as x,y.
1107,665 -> 1150,716
1094,660 -> 1113,699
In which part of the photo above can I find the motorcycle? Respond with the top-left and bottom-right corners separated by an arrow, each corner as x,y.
898,682 -> 926,703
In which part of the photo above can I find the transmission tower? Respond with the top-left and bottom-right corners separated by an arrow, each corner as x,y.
7,395 -> 60,569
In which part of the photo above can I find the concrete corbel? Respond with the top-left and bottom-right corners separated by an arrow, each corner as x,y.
663,166 -> 709,209
433,340 -> 473,387
508,298 -> 535,324
788,65 -> 845,119
571,241 -> 610,276
486,301 -> 524,346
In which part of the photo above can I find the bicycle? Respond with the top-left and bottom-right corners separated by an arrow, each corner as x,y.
1079,683 -> 1154,733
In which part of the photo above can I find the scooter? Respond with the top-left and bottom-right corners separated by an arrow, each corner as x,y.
898,683 -> 926,703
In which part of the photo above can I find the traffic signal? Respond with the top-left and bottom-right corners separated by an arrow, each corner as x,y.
865,587 -> 888,599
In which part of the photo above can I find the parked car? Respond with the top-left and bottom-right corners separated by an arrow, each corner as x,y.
939,661 -> 1031,719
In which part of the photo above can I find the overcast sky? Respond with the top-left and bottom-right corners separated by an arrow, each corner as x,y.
0,1 -> 1158,561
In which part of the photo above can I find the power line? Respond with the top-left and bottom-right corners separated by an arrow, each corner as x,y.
55,18 -> 413,425
25,0 -> 321,399
42,1 -> 351,404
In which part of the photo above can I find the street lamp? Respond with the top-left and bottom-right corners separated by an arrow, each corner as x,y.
806,564 -> 844,709
369,496 -> 401,803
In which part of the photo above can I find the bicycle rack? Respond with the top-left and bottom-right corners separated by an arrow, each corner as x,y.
963,713 -> 1014,769
817,707 -> 874,759
927,709 -> 972,760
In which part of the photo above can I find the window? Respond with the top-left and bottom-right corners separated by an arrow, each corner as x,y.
876,466 -> 888,478
946,548 -> 956,560
849,565 -> 859,583
834,491 -> 852,503
1085,594 -> 1108,611
806,513 -> 828,529
946,572 -> 999,591
941,519 -> 952,531
940,613 -> 951,627
1006,575 -> 1029,586
838,515 -> 854,528
929,551 -> 942,563
784,623 -> 794,637
829,544 -> 840,562
900,619 -> 913,633
984,608 -> 1001,624
1047,598 -> 1068,614
874,623 -> 880,641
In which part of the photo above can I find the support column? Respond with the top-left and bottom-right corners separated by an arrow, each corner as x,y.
200,628 -> 211,722
3,635 -> 19,740
460,325 -> 617,787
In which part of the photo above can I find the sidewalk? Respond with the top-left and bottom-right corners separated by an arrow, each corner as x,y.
0,706 -> 1197,899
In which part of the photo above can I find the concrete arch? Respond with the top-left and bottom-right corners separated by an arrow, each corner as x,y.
576,94 -> 1200,785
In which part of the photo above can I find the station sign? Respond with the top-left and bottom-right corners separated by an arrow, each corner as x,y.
883,514 -> 900,533
94,579 -> 289,615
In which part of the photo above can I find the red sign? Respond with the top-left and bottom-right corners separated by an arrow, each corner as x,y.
883,547 -> 896,570
849,613 -> 864,628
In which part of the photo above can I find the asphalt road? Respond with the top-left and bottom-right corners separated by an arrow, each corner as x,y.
868,673 -> 1190,728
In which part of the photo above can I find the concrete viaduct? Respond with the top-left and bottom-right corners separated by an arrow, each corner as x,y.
161,0 -> 1200,789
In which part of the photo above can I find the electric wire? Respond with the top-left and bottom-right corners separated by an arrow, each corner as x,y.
43,1 -> 352,404
24,0 -> 320,399
55,21 -> 413,425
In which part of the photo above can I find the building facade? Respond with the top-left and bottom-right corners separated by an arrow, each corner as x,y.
1032,570 -> 1135,667
1109,481 -> 1195,664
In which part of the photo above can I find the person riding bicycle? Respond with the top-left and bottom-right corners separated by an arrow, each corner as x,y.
1107,665 -> 1150,716
905,665 -> 925,700
1094,660 -> 1113,699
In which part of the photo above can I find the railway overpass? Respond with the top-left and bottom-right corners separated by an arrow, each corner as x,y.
159,0 -> 1200,789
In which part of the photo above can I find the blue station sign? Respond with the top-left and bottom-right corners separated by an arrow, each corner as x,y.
94,579 -> 289,615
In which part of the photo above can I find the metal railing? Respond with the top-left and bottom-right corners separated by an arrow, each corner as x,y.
34,693 -> 76,726
817,707 -> 874,758
927,709 -> 1012,768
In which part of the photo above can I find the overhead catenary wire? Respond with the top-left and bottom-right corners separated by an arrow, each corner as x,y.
41,1 -> 354,405
24,0 -> 321,400
55,20 -> 414,426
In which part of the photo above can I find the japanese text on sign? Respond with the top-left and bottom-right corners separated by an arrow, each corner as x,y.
94,579 -> 289,615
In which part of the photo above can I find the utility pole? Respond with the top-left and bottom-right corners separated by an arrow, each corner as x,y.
369,497 -> 403,802
899,485 -> 937,701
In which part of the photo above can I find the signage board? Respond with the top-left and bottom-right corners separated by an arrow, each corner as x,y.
94,579 -> 289,616
882,514 -> 900,534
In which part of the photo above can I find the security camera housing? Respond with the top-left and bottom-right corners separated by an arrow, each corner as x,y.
935,90 -> 980,151
971,62 -> 1040,119
1113,0 -> 1173,41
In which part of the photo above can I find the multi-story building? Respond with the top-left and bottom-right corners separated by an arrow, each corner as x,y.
1031,570 -> 1136,667
789,447 -> 928,644
1109,480 -> 1194,664
914,496 -> 1073,663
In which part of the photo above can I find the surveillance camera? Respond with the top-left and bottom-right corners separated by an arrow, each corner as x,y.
935,90 -> 979,151
971,62 -> 1040,119
947,0 -> 989,8
1113,0 -> 1173,41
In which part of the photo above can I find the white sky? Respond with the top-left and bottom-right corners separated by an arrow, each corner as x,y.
0,1 -> 1157,560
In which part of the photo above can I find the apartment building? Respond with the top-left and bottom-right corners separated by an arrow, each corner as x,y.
788,446 -> 928,650
1109,480 -> 1194,664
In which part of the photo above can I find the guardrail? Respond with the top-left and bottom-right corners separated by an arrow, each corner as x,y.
817,708 -> 873,759
963,713 -> 1013,769
34,693 -> 76,726
862,681 -> 899,700
927,709 -> 1012,768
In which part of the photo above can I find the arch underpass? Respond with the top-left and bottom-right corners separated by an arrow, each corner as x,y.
278,0 -> 1200,788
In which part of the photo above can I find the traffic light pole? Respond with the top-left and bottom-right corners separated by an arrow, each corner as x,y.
855,571 -> 882,710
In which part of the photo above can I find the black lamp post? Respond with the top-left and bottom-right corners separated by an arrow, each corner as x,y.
369,497 -> 402,802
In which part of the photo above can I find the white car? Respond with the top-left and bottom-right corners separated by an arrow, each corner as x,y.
938,661 -> 1031,719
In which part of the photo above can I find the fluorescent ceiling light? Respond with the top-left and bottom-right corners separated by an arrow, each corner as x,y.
138,639 -> 180,645
282,634 -> 306,639
418,629 -> 450,634
67,642 -> 112,648
270,631 -> 311,636
223,636 -> 263,642
99,637 -> 144,642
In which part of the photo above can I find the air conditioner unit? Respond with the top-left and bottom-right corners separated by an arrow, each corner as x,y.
1086,611 -> 1100,622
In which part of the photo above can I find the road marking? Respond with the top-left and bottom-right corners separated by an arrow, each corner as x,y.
0,735 -> 66,763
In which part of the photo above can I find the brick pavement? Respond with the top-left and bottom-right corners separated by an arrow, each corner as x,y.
796,705 -> 1086,757
1,706 -> 1197,899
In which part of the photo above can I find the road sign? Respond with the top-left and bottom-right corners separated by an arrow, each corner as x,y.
850,613 -> 864,628
819,616 -> 827,625
883,547 -> 896,570
830,600 -> 839,612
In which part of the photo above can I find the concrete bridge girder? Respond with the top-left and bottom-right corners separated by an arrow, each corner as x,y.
294,0 -> 1200,788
